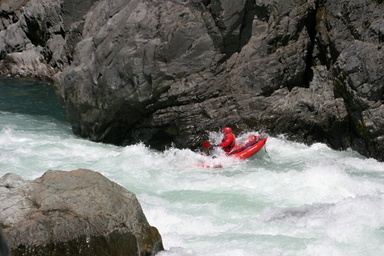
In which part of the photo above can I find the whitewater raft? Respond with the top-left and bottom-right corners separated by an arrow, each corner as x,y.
226,134 -> 267,159
198,134 -> 268,168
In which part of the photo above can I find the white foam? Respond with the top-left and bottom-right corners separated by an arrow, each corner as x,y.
2,111 -> 384,255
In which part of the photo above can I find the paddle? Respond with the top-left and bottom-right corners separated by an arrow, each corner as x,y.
203,141 -> 219,149
202,141 -> 211,149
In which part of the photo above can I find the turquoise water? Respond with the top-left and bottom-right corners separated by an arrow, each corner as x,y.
1,78 -> 384,256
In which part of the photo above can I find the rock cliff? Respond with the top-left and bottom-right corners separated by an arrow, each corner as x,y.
0,0 -> 383,161
0,169 -> 163,256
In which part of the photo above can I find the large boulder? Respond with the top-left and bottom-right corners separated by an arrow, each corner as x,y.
0,0 -> 383,161
0,169 -> 163,256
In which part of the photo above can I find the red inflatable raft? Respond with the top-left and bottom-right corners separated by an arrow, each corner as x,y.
198,134 -> 268,167
227,134 -> 267,159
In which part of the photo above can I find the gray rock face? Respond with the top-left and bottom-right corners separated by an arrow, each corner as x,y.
0,0 -> 383,161
0,169 -> 163,256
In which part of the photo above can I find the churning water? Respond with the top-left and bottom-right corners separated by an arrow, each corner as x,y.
1,78 -> 384,256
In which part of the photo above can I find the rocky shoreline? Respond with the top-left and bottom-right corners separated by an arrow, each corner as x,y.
0,169 -> 163,255
0,0 -> 383,161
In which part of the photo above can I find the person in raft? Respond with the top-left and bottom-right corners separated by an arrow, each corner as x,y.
218,127 -> 236,153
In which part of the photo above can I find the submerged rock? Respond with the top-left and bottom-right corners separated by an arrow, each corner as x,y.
0,169 -> 163,256
0,0 -> 383,161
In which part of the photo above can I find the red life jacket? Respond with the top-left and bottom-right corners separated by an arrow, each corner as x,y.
219,133 -> 236,152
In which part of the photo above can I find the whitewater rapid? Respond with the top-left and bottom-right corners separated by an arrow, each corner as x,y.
1,79 -> 384,256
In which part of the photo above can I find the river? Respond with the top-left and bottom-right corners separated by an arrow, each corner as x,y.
1,78 -> 384,256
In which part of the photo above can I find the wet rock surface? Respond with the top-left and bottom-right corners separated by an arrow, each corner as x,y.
0,0 -> 383,161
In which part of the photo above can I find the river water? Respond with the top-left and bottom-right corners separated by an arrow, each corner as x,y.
1,78 -> 384,256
